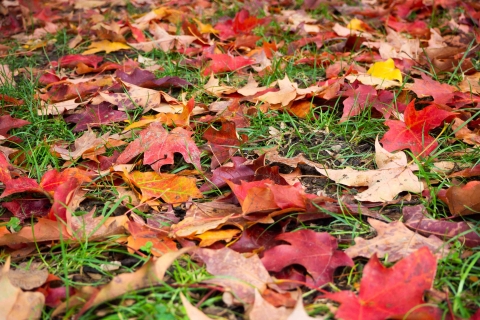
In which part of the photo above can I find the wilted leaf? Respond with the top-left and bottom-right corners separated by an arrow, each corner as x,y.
261,229 -> 353,287
64,103 -> 128,132
317,138 -> 424,202
346,218 -> 449,261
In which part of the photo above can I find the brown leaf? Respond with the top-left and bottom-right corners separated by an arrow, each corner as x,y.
0,257 -> 45,320
346,218 -> 449,262
180,293 -> 213,320
446,181 -> 480,216
6,262 -> 48,290
316,138 -> 423,202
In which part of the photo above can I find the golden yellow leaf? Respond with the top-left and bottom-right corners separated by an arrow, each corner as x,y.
367,58 -> 403,83
196,229 -> 241,247
82,40 -> 131,55
347,18 -> 366,31
193,18 -> 219,34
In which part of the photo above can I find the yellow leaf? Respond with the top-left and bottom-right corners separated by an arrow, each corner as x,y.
82,40 -> 131,55
367,58 -> 403,83
347,18 -> 366,31
193,18 -> 219,34
196,229 -> 241,247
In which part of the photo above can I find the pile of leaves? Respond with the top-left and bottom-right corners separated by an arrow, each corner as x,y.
0,0 -> 479,318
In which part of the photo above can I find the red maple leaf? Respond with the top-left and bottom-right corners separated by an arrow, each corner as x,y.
203,120 -> 242,169
203,53 -> 255,75
0,115 -> 30,143
326,247 -> 437,320
214,9 -> 268,40
409,73 -> 456,105
380,100 -> 454,156
64,103 -> 128,132
261,230 -> 353,287
116,122 -> 201,171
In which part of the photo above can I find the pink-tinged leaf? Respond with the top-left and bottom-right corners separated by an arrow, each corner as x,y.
2,199 -> 51,222
81,151 -> 119,172
380,100 -> 454,156
229,224 -> 281,253
117,122 -> 201,171
409,73 -> 456,105
341,84 -> 377,121
326,247 -> 437,320
203,53 -> 255,75
261,230 -> 353,287
54,54 -> 103,69
64,103 -> 128,132
403,205 -> 480,248
0,115 -> 30,143
116,68 -> 191,89
200,157 -> 254,191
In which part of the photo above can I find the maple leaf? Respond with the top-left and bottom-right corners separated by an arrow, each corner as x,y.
367,58 -> 402,83
129,23 -> 196,52
64,103 -> 128,132
180,293 -> 213,320
326,247 -> 437,320
195,247 -> 274,304
316,138 -> 424,202
51,129 -> 111,161
126,220 -> 177,256
346,218 -> 449,262
341,84 -> 398,121
261,229 -> 353,287
203,53 -> 255,75
203,120 -> 242,169
445,181 -> 480,216
214,9 -> 267,40
117,122 -> 202,171
82,40 -> 130,55
380,100 -> 454,156
126,170 -> 203,203
55,54 -> 103,68
2,199 -> 51,222
408,73 -> 456,105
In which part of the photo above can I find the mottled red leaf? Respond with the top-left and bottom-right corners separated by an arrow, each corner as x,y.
48,177 -> 81,221
126,220 -> 177,256
403,205 -> 480,248
409,73 -> 456,105
380,100 -> 453,156
326,247 -> 437,320
386,16 -> 429,37
64,103 -> 128,132
117,122 -> 201,171
261,230 -> 353,287
203,53 -> 255,75
39,168 -> 92,193
229,224 -> 281,253
342,84 -> 399,121
1,177 -> 42,198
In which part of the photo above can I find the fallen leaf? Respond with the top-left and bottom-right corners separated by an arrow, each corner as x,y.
316,138 -> 424,202
52,129 -> 111,161
195,247 -> 274,304
126,170 -> 203,203
117,123 -> 202,171
247,290 -> 292,320
180,293 -> 213,320
203,53 -> 255,75
446,181 -> 480,216
408,73 -> 456,105
261,229 -> 353,287
82,40 -> 130,55
126,220 -> 177,256
346,218 -> 449,261
326,247 -> 437,320
367,58 -> 402,83
64,103 -> 128,132
0,257 -> 45,320
403,205 -> 480,248
380,100 -> 454,156
451,118 -> 480,145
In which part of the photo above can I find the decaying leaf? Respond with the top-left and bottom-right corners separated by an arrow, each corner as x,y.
316,138 -> 423,202
346,218 -> 449,261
